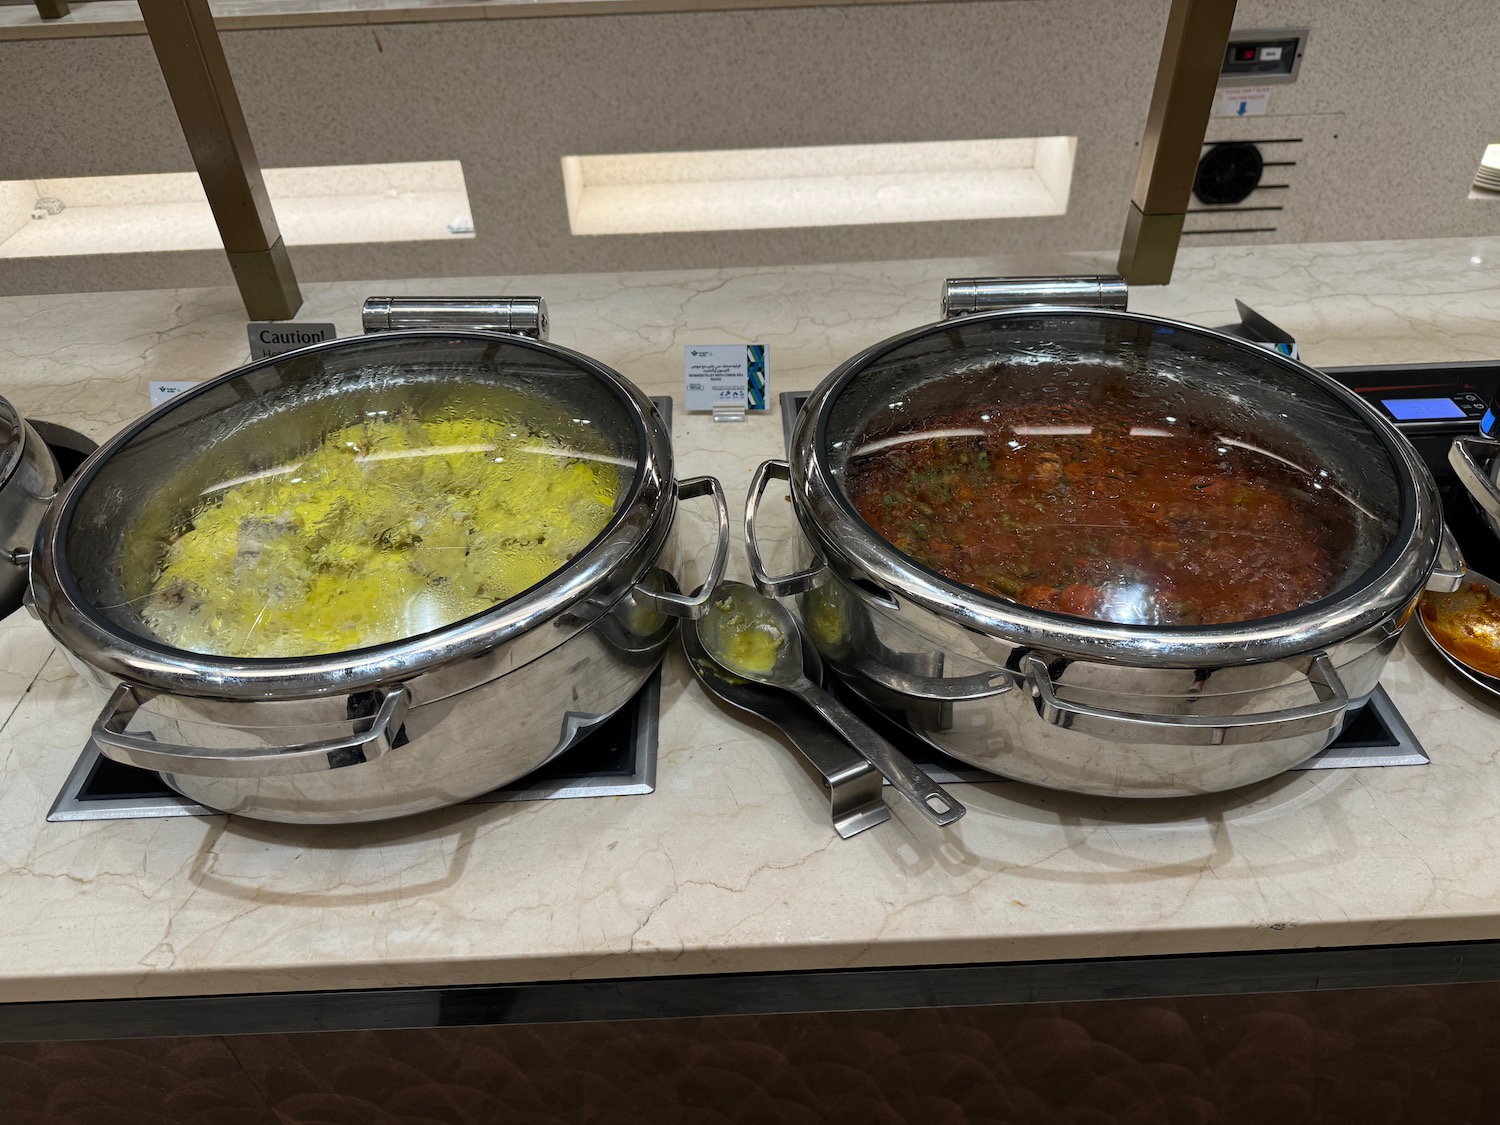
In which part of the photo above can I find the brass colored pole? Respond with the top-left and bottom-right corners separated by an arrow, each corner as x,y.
1117,0 -> 1238,285
33,0 -> 71,18
138,0 -> 302,319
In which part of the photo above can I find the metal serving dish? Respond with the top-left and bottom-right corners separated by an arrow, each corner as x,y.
1417,570 -> 1500,697
28,324 -> 727,824
749,295 -> 1459,798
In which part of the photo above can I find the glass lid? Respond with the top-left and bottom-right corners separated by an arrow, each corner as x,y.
62,333 -> 644,659
820,311 -> 1407,628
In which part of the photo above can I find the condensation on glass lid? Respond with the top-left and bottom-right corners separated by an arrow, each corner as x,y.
133,411 -> 625,659
842,394 -> 1366,628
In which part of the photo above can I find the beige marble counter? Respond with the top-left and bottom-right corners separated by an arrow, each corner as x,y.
2,236 -> 1500,1005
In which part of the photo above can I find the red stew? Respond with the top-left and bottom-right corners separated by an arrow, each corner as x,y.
846,396 -> 1346,626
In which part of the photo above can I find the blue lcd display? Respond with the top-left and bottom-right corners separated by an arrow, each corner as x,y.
1381,397 -> 1466,421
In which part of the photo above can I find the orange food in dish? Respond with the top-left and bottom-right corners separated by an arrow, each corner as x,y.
1421,581 -> 1500,679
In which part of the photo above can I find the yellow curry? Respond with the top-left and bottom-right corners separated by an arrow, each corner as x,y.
140,414 -> 619,658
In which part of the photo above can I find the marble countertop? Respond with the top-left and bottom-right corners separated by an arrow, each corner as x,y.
3,236 -> 1500,1005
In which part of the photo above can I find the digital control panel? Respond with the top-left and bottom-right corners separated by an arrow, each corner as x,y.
1220,30 -> 1306,84
1325,364 -> 1498,437
1323,362 -> 1500,582
1378,393 -> 1487,423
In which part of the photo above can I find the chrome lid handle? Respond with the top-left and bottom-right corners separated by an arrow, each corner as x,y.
632,475 -> 730,620
941,275 -> 1128,319
361,296 -> 549,340
746,460 -> 829,598
1022,653 -> 1349,747
92,683 -> 411,778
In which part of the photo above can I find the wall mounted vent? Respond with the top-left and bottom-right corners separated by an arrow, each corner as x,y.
1181,134 -> 1303,244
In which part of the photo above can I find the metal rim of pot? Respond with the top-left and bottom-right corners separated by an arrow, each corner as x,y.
0,393 -> 58,541
751,307 -> 1453,672
0,394 -> 62,617
30,329 -> 730,706
0,396 -> 25,490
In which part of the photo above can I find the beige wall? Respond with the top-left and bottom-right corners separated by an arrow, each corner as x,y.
0,0 -> 1497,297
1187,0 -> 1500,248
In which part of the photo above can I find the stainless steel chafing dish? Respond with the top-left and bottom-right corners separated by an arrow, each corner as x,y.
748,277 -> 1461,797
26,298 -> 728,823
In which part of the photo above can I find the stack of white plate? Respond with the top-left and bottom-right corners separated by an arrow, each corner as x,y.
1474,143 -> 1500,193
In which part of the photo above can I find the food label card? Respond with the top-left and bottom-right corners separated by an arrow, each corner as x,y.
148,380 -> 199,407
685,344 -> 767,413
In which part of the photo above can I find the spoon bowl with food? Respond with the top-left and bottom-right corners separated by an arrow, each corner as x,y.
696,582 -> 965,827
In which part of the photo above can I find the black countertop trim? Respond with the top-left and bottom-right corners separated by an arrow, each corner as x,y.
8,939 -> 1500,1042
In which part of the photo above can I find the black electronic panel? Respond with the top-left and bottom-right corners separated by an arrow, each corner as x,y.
1221,33 -> 1304,82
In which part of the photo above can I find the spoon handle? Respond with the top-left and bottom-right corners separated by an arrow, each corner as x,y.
792,680 -> 966,827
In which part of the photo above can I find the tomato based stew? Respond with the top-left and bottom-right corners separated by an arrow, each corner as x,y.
845,390 -> 1351,626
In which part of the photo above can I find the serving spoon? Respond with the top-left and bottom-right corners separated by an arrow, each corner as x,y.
681,620 -> 891,838
696,581 -> 966,827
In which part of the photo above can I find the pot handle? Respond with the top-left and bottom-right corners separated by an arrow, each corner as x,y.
745,460 -> 829,597
1021,653 -> 1349,747
1451,433 -> 1500,517
1427,523 -> 1466,593
631,475 -> 730,620
91,683 -> 412,778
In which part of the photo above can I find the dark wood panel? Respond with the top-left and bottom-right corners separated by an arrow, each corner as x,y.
5,984 -> 1500,1124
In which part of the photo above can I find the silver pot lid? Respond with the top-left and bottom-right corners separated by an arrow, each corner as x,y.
0,396 -> 23,489
794,308 -> 1441,664
31,330 -> 673,695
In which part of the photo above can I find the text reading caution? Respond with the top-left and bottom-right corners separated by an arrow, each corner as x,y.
247,321 -> 338,361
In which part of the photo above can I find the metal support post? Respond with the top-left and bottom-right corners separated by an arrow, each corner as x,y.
1117,0 -> 1238,285
138,0 -> 302,319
